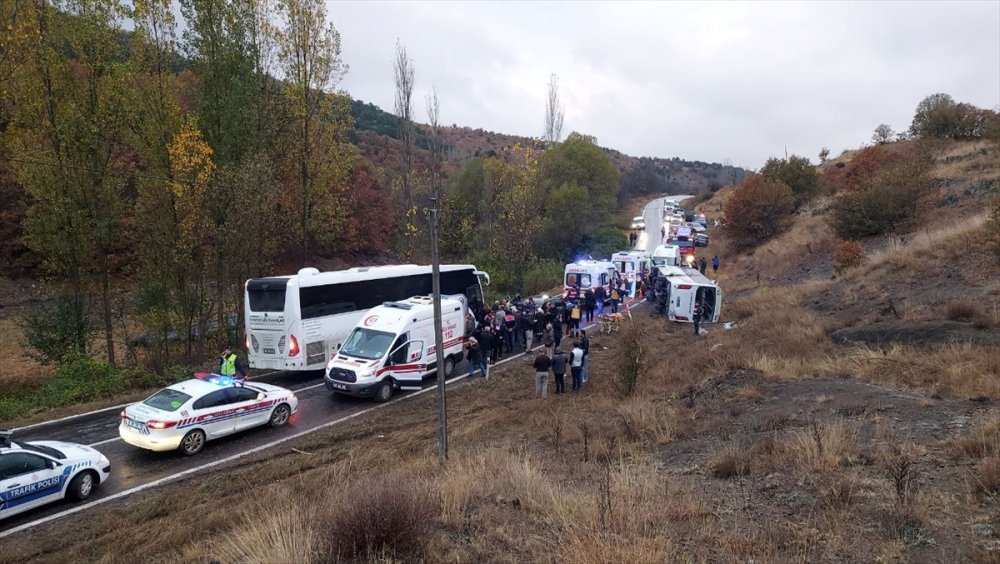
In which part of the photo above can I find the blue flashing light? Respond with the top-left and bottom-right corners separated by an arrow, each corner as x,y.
194,372 -> 242,387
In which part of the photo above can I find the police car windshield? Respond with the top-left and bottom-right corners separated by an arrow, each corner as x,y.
14,442 -> 66,459
144,388 -> 193,412
340,328 -> 395,360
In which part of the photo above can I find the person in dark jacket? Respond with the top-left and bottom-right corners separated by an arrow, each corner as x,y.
550,348 -> 568,394
693,302 -> 702,336
533,308 -> 546,344
553,308 -> 564,349
478,327 -> 495,375
711,255 -> 720,274
699,256 -> 707,275
504,309 -> 517,353
533,351 -> 552,398
594,285 -> 606,315
466,336 -> 487,378
580,330 -> 590,383
583,289 -> 595,322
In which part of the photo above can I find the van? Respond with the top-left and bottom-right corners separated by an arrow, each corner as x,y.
564,260 -> 616,295
657,267 -> 722,324
611,251 -> 650,297
650,244 -> 681,268
324,296 -> 466,402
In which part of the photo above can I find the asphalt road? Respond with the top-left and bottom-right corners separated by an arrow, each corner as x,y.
2,194 -> 678,535
634,194 -> 693,252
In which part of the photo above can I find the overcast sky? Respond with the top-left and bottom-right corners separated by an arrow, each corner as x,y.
328,1 -> 1000,168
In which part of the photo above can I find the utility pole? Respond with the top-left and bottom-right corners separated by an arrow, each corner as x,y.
429,198 -> 448,465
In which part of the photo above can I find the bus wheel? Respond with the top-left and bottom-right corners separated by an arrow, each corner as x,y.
374,379 -> 394,403
443,356 -> 455,378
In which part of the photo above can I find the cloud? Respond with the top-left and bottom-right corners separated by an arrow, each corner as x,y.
328,1 -> 1000,167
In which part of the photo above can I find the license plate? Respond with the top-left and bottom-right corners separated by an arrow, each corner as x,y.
332,383 -> 347,390
124,418 -> 149,434
263,347 -> 275,354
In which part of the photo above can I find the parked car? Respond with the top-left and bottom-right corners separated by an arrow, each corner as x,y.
695,233 -> 709,247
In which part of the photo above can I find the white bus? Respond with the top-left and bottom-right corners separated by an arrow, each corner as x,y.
244,265 -> 490,371
656,266 -> 722,324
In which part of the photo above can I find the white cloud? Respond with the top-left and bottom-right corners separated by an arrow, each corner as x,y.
328,0 -> 1000,167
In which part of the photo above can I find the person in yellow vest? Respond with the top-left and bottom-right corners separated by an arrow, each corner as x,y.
218,346 -> 247,380
570,301 -> 582,337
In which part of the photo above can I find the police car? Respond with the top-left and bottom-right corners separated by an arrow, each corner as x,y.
0,430 -> 111,520
119,374 -> 298,456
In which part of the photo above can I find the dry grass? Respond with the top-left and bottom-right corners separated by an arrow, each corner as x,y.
0,318 -> 52,385
210,491 -> 316,564
788,420 -> 860,473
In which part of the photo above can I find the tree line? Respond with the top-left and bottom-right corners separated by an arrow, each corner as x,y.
0,0 -> 629,373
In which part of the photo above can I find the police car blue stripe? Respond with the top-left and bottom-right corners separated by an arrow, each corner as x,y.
0,473 -> 67,510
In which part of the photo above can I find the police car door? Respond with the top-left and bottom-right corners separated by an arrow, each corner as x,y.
0,452 -> 62,518
191,389 -> 238,438
231,386 -> 269,431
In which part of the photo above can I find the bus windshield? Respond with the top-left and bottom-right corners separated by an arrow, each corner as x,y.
340,328 -> 396,360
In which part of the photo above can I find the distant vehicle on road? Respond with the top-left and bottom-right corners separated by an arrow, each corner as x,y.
695,233 -> 709,247
1,430 -> 111,519
245,264 -> 489,372
631,216 -> 646,230
119,375 -> 298,456
324,296 -> 467,403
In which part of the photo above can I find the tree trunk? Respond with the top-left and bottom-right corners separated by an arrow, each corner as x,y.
98,250 -> 115,366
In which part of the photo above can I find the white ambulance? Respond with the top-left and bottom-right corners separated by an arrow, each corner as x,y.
611,251 -> 650,297
656,267 -> 722,324
563,260 -> 617,295
323,296 -> 466,403
650,244 -> 681,268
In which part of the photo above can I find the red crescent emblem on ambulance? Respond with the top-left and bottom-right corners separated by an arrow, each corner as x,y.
363,315 -> 379,326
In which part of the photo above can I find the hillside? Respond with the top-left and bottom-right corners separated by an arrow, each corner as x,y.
349,99 -> 748,198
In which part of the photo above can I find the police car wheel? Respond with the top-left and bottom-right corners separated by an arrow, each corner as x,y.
443,356 -> 455,378
180,429 -> 206,456
374,380 -> 394,403
269,404 -> 291,428
67,471 -> 97,501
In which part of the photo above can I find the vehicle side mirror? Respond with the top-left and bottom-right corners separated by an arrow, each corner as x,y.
47,460 -> 58,469
257,393 -> 266,400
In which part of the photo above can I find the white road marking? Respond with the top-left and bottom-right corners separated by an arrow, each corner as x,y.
1,305 -> 646,538
12,369 -> 288,433
82,381 -> 329,448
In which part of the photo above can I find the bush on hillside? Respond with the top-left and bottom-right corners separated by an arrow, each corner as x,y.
821,145 -> 906,194
832,240 -> 865,273
761,155 -> 820,206
722,175 -> 796,250
522,259 -> 564,296
829,150 -> 933,240
20,293 -> 90,365
909,93 -> 1000,139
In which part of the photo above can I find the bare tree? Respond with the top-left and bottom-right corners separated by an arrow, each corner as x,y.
426,86 -> 442,200
544,73 -> 564,144
394,39 -> 415,211
818,147 -> 830,163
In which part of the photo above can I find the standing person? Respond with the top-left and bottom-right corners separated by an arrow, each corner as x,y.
504,309 -> 517,353
466,335 -> 487,378
533,308 -> 546,347
570,300 -> 582,337
492,315 -> 505,361
218,346 -> 248,380
712,255 -> 720,275
522,307 -> 534,351
610,285 -> 620,314
543,323 -> 555,350
693,301 -> 702,336
553,308 -> 564,349
570,341 -> 585,392
551,348 -> 568,394
699,257 -> 707,275
583,288 -> 595,322
580,330 -> 590,384
478,327 -> 494,377
533,350 -> 552,398
595,285 -> 606,316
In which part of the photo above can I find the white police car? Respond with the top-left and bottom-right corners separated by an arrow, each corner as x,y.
0,430 -> 111,520
119,373 -> 298,456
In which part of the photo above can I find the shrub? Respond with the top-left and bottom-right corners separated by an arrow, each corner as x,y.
832,240 -> 865,273
617,320 -> 645,396
43,357 -> 128,405
317,475 -> 437,561
946,303 -> 982,322
761,155 -> 820,206
522,259 -> 564,296
723,175 -> 796,250
975,455 -> 1000,497
20,293 -> 90,365
829,150 -> 933,239
989,194 -> 1000,264
820,145 -> 903,194
711,443 -> 752,479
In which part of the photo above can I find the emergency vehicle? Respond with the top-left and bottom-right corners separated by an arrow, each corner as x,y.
656,267 -> 723,324
119,375 -> 298,456
563,260 -> 616,296
324,296 -> 467,403
665,236 -> 697,266
611,251 -> 650,297
650,244 -> 681,268
1,430 -> 111,519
